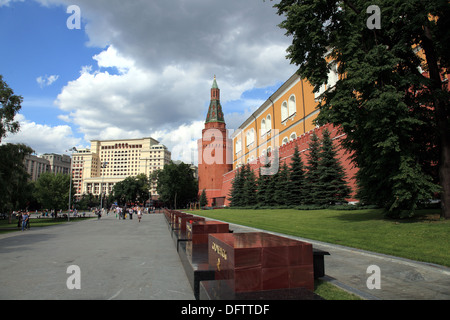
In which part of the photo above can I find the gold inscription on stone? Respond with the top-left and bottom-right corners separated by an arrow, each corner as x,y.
211,242 -> 227,260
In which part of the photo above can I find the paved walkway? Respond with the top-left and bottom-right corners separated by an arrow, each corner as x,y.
0,213 -> 195,300
1,213 -> 449,300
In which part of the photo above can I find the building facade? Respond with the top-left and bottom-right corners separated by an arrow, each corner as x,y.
72,137 -> 171,198
232,73 -> 320,168
41,153 -> 71,175
198,73 -> 357,206
24,154 -> 51,181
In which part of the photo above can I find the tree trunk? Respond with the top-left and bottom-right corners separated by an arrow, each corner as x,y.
439,128 -> 450,219
422,25 -> 450,219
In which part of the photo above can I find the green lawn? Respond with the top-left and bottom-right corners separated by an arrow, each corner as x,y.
191,208 -> 450,267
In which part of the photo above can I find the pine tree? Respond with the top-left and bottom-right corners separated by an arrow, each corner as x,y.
243,165 -> 258,206
229,166 -> 244,207
266,169 -> 278,207
257,154 -> 274,206
274,163 -> 290,206
305,133 -> 321,205
288,146 -> 307,206
199,189 -> 208,207
316,129 -> 351,205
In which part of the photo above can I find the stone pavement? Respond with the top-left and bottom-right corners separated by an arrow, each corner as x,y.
0,213 -> 195,300
1,213 -> 449,300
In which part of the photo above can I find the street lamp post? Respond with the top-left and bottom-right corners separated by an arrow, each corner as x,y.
100,162 -> 109,212
67,147 -> 78,222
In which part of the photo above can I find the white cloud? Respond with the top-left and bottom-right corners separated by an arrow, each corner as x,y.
0,0 -> 24,7
1,114 -> 84,155
28,0 -> 298,162
36,74 -> 59,88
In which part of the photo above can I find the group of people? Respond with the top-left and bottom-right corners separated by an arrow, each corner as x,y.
113,206 -> 144,222
17,211 -> 30,231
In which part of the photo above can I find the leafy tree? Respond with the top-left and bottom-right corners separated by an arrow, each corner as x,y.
34,172 -> 73,217
275,0 -> 449,218
76,193 -> 100,210
111,173 -> 150,206
316,129 -> 351,205
305,133 -> 321,205
287,146 -> 307,206
199,189 -> 208,207
0,75 -> 22,142
155,162 -> 198,209
0,143 -> 33,219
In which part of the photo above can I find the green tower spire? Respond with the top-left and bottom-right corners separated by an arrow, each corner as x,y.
205,75 -> 224,123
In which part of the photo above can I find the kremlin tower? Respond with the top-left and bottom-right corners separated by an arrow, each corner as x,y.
197,76 -> 233,206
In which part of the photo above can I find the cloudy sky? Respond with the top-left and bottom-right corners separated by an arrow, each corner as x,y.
0,0 -> 297,164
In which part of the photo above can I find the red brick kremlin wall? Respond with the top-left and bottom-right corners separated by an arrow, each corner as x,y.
220,123 -> 358,206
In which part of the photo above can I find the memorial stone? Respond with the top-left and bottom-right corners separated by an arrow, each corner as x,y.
207,232 -> 314,293
186,220 -> 229,244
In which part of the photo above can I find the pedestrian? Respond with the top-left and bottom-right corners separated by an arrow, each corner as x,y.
17,211 -> 22,229
137,207 -> 142,222
22,211 -> 29,231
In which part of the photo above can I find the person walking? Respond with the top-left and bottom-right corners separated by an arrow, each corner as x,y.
21,211 -> 29,231
137,207 -> 142,223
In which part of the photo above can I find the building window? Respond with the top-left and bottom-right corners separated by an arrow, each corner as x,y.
281,101 -> 288,121
246,129 -> 255,146
290,132 -> 297,141
261,119 -> 266,136
282,137 -> 289,145
327,61 -> 339,89
235,139 -> 242,154
288,95 -> 296,117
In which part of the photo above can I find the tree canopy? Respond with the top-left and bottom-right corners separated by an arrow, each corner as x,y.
0,143 -> 33,214
111,173 -> 150,206
275,0 -> 449,218
34,172 -> 73,216
155,162 -> 198,209
0,75 -> 22,142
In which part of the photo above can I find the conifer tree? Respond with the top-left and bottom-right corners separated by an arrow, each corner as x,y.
274,162 -> 290,206
256,155 -> 271,206
243,164 -> 258,206
199,189 -> 208,207
229,166 -> 244,207
316,129 -> 351,205
288,146 -> 307,206
305,133 -> 321,205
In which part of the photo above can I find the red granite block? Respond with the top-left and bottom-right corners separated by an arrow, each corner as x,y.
208,232 -> 314,293
178,214 -> 192,231
262,267 -> 290,290
289,265 -> 315,291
